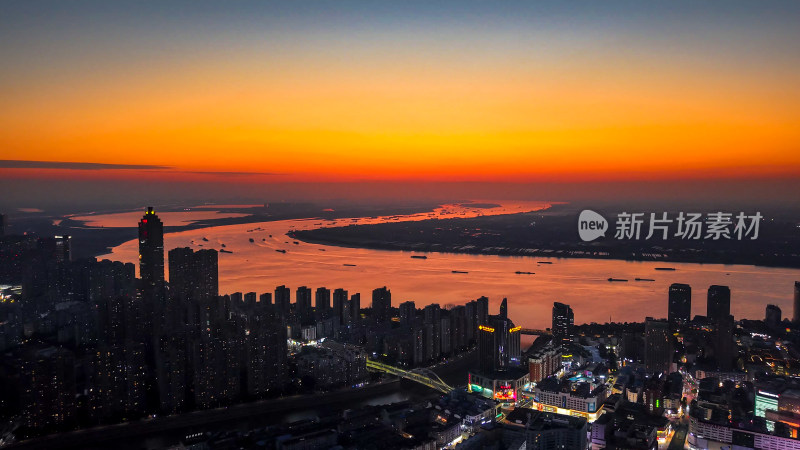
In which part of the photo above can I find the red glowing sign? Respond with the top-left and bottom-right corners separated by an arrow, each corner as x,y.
495,385 -> 516,401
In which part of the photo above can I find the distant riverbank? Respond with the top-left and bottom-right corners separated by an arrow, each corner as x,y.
289,206 -> 800,270
291,230 -> 800,269
45,202 -> 443,259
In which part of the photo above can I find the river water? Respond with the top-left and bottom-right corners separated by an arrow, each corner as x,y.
93,201 -> 800,329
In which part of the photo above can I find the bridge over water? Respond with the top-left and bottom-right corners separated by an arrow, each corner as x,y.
365,359 -> 455,393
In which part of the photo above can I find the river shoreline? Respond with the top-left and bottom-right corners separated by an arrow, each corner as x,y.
289,230 -> 800,270
73,200 -> 799,272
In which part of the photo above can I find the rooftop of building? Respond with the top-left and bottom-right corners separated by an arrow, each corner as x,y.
505,407 -> 587,431
598,401 -> 669,429
755,375 -> 800,396
535,376 -> 606,398
434,390 -> 497,417
469,366 -> 529,381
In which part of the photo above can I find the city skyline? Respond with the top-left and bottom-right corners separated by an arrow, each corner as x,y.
2,3 -> 800,449
130,207 -> 795,330
1,206 -> 799,448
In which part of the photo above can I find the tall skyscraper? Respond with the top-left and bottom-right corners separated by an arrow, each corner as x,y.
53,235 -> 71,263
399,301 -> 416,325
246,309 -> 287,397
0,213 -> 5,236
275,285 -> 291,317
707,285 -> 731,323
713,314 -> 735,371
20,346 -> 77,430
155,334 -> 187,414
244,292 -> 257,309
478,299 -> 521,373
424,304 -> 442,358
465,300 -> 477,344
296,286 -> 312,323
193,249 -> 219,299
476,296 -> 489,326
350,293 -> 361,323
552,302 -> 574,350
423,303 -> 441,324
794,282 -> 800,323
315,287 -> 331,312
332,288 -> 348,324
372,286 -> 391,323
644,317 -> 672,374
168,247 -> 193,298
138,207 -> 164,290
168,247 -> 218,301
440,314 -> 452,355
765,304 -> 782,330
668,283 -> 691,326
499,297 -> 508,318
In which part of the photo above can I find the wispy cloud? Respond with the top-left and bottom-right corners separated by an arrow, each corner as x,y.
0,160 -> 171,170
0,161 -> 283,176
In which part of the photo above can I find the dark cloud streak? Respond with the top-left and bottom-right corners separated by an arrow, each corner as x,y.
0,160 -> 171,170
0,161 -> 282,176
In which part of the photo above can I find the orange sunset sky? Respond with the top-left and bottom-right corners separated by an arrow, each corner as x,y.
1,1 -> 799,205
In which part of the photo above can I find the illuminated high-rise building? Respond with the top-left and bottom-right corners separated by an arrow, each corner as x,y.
478,298 -> 521,374
138,207 -> 164,290
155,334 -> 187,414
668,283 -> 691,326
20,346 -> 77,430
552,302 -> 574,350
54,235 -> 71,263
